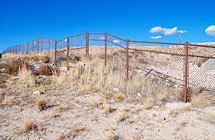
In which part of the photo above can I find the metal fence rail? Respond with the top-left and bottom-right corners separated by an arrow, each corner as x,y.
3,32 -> 215,103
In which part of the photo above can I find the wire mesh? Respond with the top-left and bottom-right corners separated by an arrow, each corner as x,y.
188,43 -> 215,103
128,41 -> 185,101
3,32 -> 215,103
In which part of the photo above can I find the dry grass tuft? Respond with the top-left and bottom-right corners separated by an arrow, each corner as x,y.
181,105 -> 195,111
37,124 -> 43,131
35,96 -> 47,111
21,118 -> 34,133
192,58 -> 208,67
143,104 -> 152,110
53,105 -> 69,112
72,124 -> 85,133
4,59 -> 28,75
103,104 -> 115,113
37,65 -> 60,76
168,109 -> 177,117
191,94 -> 211,107
115,92 -> 125,101
18,67 -> 35,87
41,56 -> 51,63
2,96 -> 14,105
103,131 -> 118,140
158,92 -> 169,101
58,133 -> 67,140
115,112 -> 128,122
179,120 -> 187,127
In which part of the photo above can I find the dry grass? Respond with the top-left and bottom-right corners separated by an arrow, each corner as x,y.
192,58 -> 208,67
2,96 -> 14,105
37,65 -> 60,76
191,94 -> 211,107
58,133 -> 67,140
72,124 -> 85,133
103,104 -> 115,113
35,96 -> 47,111
115,92 -> 125,101
115,112 -> 128,122
53,105 -> 69,112
37,124 -> 43,131
143,104 -> 152,110
4,59 -> 28,75
18,67 -> 35,87
179,120 -> 187,127
21,118 -> 34,133
41,56 -> 51,63
168,109 -> 177,117
103,131 -> 118,140
158,92 -> 169,101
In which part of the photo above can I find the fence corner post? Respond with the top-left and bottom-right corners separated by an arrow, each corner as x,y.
55,41 -> 57,62
184,41 -> 189,102
126,39 -> 129,81
67,37 -> 70,65
105,32 -> 107,66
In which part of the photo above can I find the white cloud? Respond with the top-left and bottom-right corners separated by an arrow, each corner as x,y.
177,30 -> 187,34
150,26 -> 185,36
113,40 -> 120,44
151,36 -> 162,39
99,37 -> 105,40
163,27 -> 177,36
205,25 -> 215,36
150,26 -> 163,33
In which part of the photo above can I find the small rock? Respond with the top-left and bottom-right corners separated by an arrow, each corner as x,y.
11,76 -> 18,80
33,91 -> 41,95
113,88 -> 119,92
137,93 -> 142,97
165,102 -> 191,109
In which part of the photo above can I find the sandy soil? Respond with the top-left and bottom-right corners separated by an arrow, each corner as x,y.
1,46 -> 215,140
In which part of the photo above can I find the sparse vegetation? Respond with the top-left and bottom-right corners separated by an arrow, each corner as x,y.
4,59 -> 28,75
191,94 -> 211,107
35,96 -> 47,111
115,112 -> 128,122
21,118 -> 34,133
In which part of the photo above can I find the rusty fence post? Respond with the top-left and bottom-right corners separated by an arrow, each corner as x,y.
48,38 -> 51,56
41,39 -> 43,54
86,32 -> 89,59
67,37 -> 70,65
126,39 -> 129,81
27,42 -> 29,55
37,38 -> 40,53
32,41 -> 33,53
55,41 -> 57,62
105,32 -> 107,66
184,41 -> 189,102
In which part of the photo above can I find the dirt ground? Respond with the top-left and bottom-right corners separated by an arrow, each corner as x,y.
1,48 -> 215,140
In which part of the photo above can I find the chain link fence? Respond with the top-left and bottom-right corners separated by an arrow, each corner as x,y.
2,32 -> 215,103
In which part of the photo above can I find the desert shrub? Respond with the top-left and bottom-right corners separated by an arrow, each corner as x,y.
41,56 -> 51,63
21,118 -> 34,133
191,94 -> 211,107
32,56 -> 40,62
4,59 -> 28,75
18,68 -> 35,87
35,96 -> 47,111
37,65 -> 60,76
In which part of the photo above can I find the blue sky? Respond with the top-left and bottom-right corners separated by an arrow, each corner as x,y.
0,0 -> 214,52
